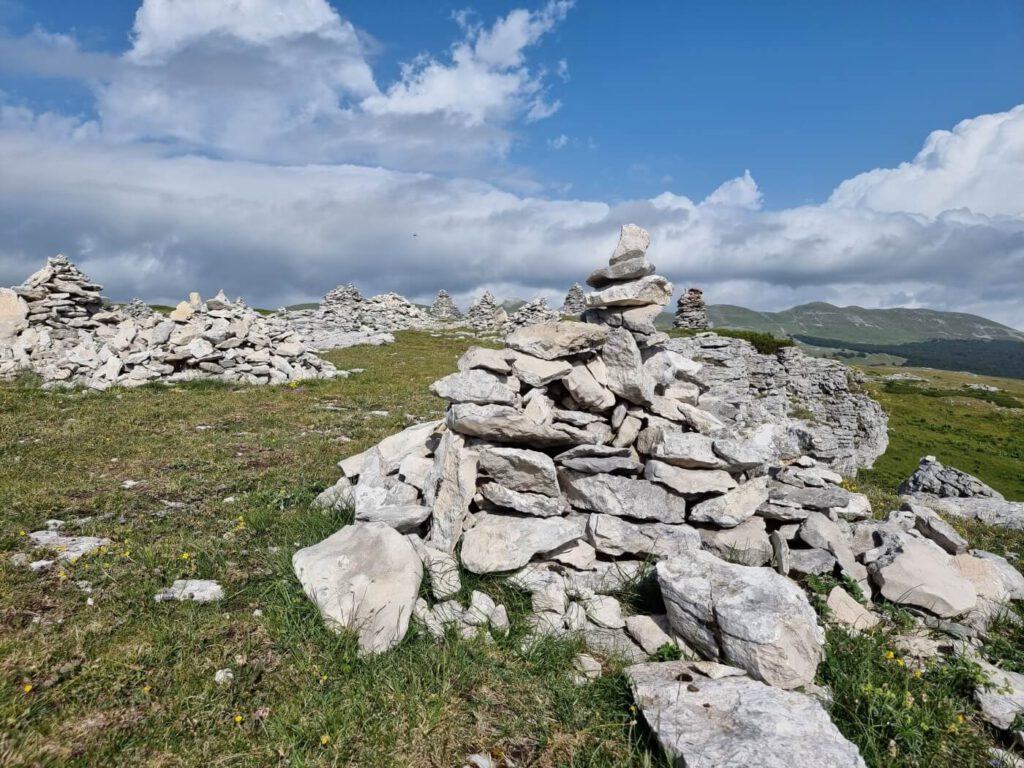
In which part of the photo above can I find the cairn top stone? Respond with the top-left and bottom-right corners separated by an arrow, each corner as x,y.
610,224 -> 651,265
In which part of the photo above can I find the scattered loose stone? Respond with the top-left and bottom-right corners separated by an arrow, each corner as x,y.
155,579 -> 224,604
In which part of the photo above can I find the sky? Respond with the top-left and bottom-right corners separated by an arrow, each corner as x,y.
1,0 -> 1023,327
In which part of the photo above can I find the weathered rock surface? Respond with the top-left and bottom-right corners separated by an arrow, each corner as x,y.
658,551 -> 824,689
460,514 -> 586,573
626,661 -> 866,768
292,523 -> 423,655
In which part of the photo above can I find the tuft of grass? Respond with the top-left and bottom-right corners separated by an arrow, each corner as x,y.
666,327 -> 795,355
820,628 -> 992,768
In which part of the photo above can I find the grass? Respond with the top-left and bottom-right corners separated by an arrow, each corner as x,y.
858,367 -> 1024,500
3,333 -> 1024,766
0,331 -> 661,767
665,327 -> 796,355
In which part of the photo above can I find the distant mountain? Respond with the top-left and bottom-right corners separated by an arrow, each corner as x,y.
704,302 -> 1024,345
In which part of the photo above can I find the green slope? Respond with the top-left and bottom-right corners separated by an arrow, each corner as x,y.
705,302 -> 1024,345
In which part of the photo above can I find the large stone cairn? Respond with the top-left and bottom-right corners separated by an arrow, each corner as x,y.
429,290 -> 462,322
297,225 -> 1024,763
0,255 -> 339,388
14,255 -> 105,332
560,283 -> 586,316
899,456 -> 1024,530
506,297 -> 559,330
465,291 -> 508,332
673,287 -> 709,330
320,283 -> 364,331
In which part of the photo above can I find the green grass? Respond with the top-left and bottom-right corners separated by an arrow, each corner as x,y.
3,334 -> 1024,767
858,367 -> 1024,500
666,327 -> 796,355
0,331 -> 661,767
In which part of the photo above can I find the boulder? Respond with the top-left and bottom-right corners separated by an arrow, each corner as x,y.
626,661 -> 866,768
975,659 -> 1024,730
586,275 -> 673,309
587,514 -> 701,558
424,431 -> 478,553
867,532 -> 977,617
429,370 -> 519,405
478,446 -> 559,497
292,523 -> 423,655
657,550 -> 824,689
610,223 -> 651,264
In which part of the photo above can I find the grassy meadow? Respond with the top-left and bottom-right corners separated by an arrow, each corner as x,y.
1,332 -> 1023,766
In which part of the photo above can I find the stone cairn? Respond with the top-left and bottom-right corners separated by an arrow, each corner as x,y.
297,224 -> 1024,765
464,291 -> 508,332
560,283 -> 586,316
14,254 -> 104,331
429,290 -> 462,322
506,297 -> 559,330
0,255 -> 339,388
320,283 -> 364,331
673,287 -> 709,330
121,298 -> 155,321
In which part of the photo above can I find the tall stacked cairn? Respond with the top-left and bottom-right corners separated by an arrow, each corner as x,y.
580,223 -> 671,347
673,287 -> 709,330
465,291 -> 508,332
560,283 -> 586,316
13,254 -> 105,333
429,290 -> 462,322
506,297 -> 559,329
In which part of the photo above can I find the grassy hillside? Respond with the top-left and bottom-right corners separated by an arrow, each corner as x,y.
707,302 -> 1024,345
2,335 -> 1023,766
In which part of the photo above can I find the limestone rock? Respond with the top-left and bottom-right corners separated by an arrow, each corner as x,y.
657,550 -> 824,689
292,522 -> 423,655
626,661 -> 866,768
867,531 -> 977,617
460,513 -> 586,573
506,322 -> 608,361
689,477 -> 770,528
644,461 -> 737,495
587,514 -> 701,558
825,587 -> 879,632
610,223 -> 651,264
478,446 -> 559,497
560,470 -> 688,523
430,370 -> 519,405
154,579 -> 224,604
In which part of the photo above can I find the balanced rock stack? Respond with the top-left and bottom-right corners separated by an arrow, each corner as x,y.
506,297 -> 559,330
429,290 -> 462,322
297,224 -> 1024,765
580,223 -> 672,348
560,283 -> 586,316
13,255 -> 105,332
321,283 -> 364,328
673,287 -> 709,330
0,256 -> 339,387
464,291 -> 508,332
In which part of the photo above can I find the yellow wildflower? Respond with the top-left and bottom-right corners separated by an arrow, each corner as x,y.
180,552 -> 190,560
896,658 -> 905,667
18,530 -> 26,536
233,714 -> 243,724
947,723 -> 958,733
22,683 -> 32,694
143,685 -> 151,695
884,650 -> 895,660
320,734 -> 331,746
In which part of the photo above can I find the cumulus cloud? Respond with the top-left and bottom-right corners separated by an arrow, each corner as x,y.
0,1 -> 1022,329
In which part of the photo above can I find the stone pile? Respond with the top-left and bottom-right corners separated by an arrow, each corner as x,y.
13,254 -> 105,331
560,283 -> 586,316
0,255 -> 339,388
464,291 -> 508,332
900,456 -> 1024,530
121,298 -> 155,321
321,283 -> 364,328
295,225 -> 1024,764
429,290 -> 462,322
673,287 -> 709,330
505,297 -> 559,330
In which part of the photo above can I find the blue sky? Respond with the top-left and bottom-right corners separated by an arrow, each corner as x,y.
1,1 -> 1023,326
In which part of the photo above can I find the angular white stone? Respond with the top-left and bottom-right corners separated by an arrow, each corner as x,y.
154,579 -> 224,604
689,476 -> 769,528
560,470 -> 688,523
586,514 -> 701,558
292,522 -> 422,655
644,461 -> 737,496
430,370 -> 519,405
505,322 -> 608,361
460,513 -> 586,574
657,550 -> 825,689
478,446 -> 559,497
626,661 -> 866,768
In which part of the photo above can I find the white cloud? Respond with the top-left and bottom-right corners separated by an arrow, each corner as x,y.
0,3 -> 1022,330
548,133 -> 569,149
